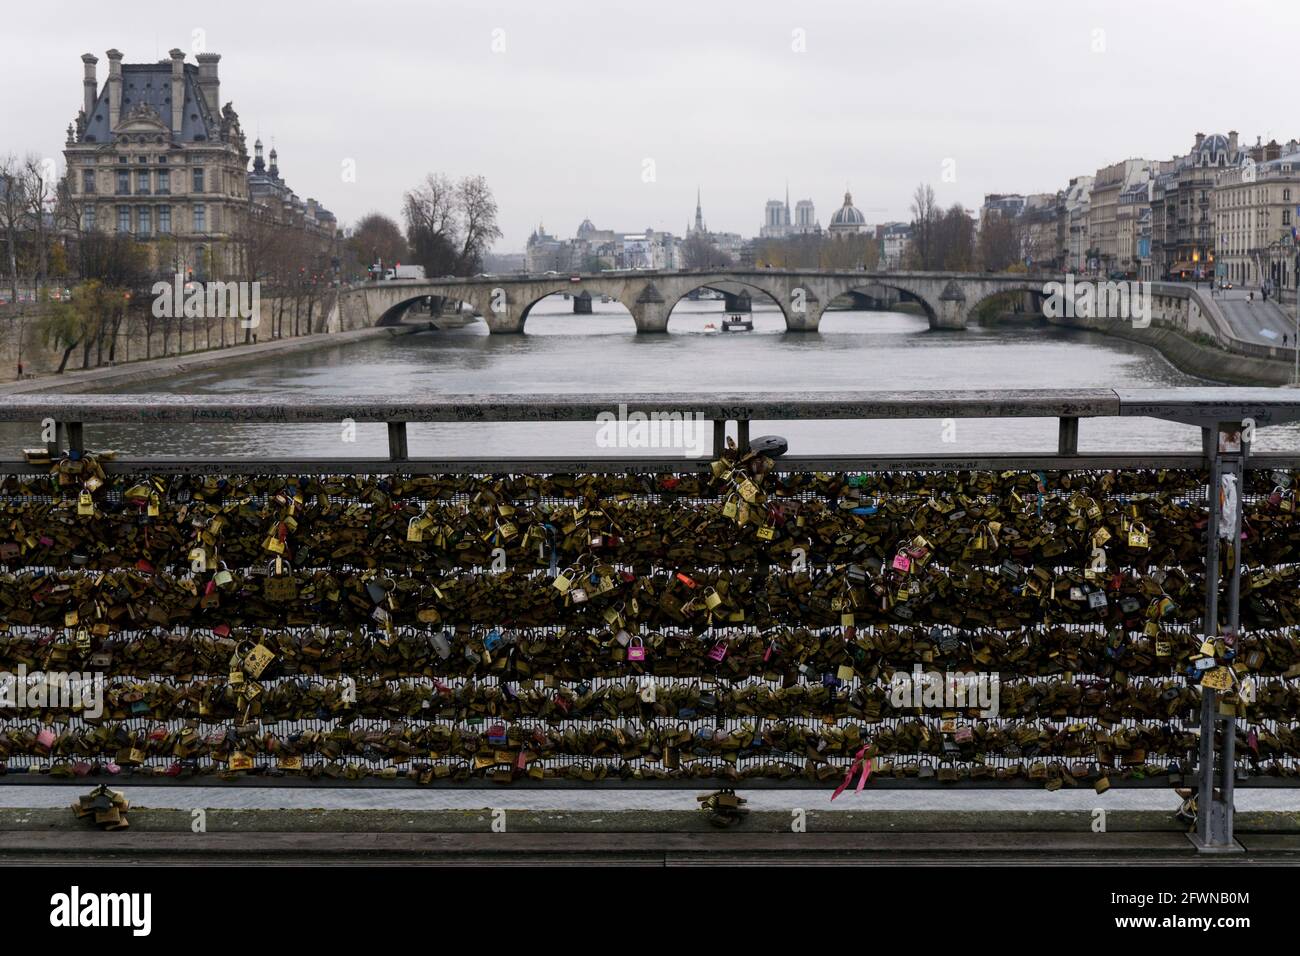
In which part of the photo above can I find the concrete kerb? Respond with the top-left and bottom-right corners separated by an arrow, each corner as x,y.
8,807 -> 1300,834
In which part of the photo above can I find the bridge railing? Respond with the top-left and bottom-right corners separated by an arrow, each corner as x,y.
2,387 -> 1299,852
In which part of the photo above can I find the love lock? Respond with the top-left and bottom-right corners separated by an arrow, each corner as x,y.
697,788 -> 749,828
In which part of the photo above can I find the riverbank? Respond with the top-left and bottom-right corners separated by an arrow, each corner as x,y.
1049,316 -> 1294,385
0,323 -> 431,395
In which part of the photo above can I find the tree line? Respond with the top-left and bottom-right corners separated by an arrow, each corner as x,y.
344,173 -> 502,280
0,149 -> 344,375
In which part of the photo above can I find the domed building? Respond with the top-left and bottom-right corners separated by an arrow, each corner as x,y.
1154,131 -> 1247,280
828,191 -> 868,235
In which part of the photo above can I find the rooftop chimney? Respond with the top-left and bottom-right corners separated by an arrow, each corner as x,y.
169,49 -> 185,137
1228,130 -> 1239,153
1194,132 -> 1205,149
196,53 -> 221,114
81,53 -> 98,122
106,49 -> 123,130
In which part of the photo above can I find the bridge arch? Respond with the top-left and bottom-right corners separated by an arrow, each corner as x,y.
819,279 -> 941,327
962,280 -> 1051,326
517,287 -> 637,332
664,279 -> 791,331
374,292 -> 484,328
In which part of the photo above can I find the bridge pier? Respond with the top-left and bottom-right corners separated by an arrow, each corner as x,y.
630,302 -> 671,333
785,290 -> 824,332
485,316 -> 524,333
932,281 -> 969,330
630,282 -> 670,333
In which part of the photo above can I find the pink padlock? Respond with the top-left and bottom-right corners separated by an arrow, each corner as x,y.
891,553 -> 911,572
627,638 -> 646,662
35,728 -> 56,749
708,641 -> 728,662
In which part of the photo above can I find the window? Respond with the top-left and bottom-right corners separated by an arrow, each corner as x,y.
81,169 -> 96,194
157,170 -> 170,195
192,203 -> 206,232
159,155 -> 167,164
136,170 -> 150,195
1286,188 -> 1292,202
137,207 -> 151,236
116,205 -> 131,233
192,168 -> 204,193
158,205 -> 171,234
116,170 -> 129,195
1285,211 -> 1293,227
83,206 -> 96,231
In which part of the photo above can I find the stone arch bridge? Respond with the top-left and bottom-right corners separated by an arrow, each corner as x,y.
338,270 -> 1063,334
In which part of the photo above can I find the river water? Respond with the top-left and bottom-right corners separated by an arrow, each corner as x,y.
5,298 -> 1299,811
9,297 -> 1300,458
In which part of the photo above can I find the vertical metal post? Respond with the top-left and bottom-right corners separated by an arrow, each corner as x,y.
737,419 -> 750,452
45,420 -> 63,459
1220,424 -> 1246,847
712,420 -> 726,458
387,422 -> 408,462
1190,422 -> 1244,853
1057,416 -> 1079,456
66,422 -> 84,456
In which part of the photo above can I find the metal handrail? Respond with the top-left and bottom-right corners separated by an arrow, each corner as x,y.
0,387 -> 1298,424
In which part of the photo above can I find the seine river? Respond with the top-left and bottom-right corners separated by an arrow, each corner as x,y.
9,296 -> 1300,458
5,297 -> 1299,811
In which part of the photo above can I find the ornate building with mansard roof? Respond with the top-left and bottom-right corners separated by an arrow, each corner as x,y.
63,48 -> 249,278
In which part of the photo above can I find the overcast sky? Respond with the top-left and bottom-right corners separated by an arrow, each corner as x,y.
6,0 -> 1294,251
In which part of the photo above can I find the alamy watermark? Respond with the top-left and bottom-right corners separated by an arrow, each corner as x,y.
1042,275 -> 1151,328
595,402 -> 709,458
151,273 -> 260,328
0,665 -> 103,719
889,664 -> 1000,718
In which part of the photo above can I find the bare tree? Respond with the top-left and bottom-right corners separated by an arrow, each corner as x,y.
0,154 -> 24,304
403,173 -> 458,276
347,212 -> 407,275
934,204 -> 976,271
683,231 -> 733,269
403,173 -> 502,277
907,183 -> 940,270
455,175 -> 502,275
977,211 -> 1020,272
21,154 -> 55,295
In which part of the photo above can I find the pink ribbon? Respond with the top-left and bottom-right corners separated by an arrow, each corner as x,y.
831,746 -> 872,800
